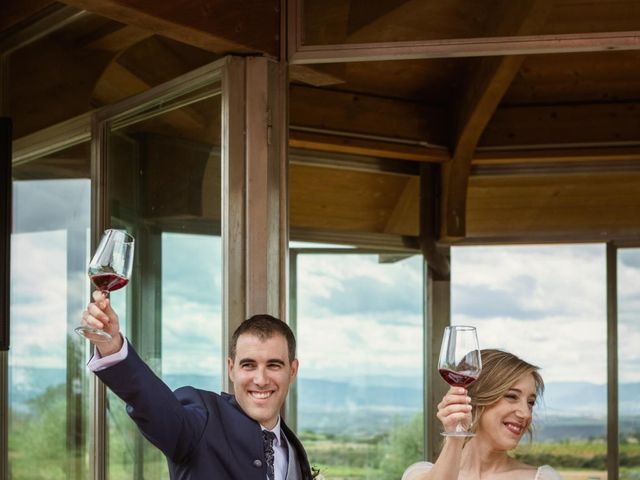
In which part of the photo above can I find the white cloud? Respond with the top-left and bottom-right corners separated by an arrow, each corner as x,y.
453,314 -> 607,384
452,245 -> 609,384
298,311 -> 423,378
295,245 -> 614,385
161,297 -> 222,375
10,230 -> 69,368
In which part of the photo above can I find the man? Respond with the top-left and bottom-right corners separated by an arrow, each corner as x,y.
82,290 -> 312,480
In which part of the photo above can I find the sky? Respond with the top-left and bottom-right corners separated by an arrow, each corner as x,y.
10,179 -> 640,391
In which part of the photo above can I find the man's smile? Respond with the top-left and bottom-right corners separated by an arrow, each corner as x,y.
250,390 -> 274,400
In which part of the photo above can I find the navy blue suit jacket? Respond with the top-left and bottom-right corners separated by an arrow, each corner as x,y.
95,343 -> 312,480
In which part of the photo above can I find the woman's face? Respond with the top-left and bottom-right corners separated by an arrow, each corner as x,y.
476,373 -> 537,451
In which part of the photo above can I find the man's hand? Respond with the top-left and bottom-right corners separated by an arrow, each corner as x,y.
81,290 -> 123,356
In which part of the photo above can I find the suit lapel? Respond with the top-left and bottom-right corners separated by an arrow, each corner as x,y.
282,430 -> 301,480
280,421 -> 311,480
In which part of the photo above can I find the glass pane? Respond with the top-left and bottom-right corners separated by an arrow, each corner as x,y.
301,0 -> 640,45
618,249 -> 640,480
295,251 -> 424,480
452,244 -> 607,479
9,143 -> 91,479
104,82 -> 222,479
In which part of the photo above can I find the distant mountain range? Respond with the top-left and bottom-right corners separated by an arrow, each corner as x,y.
9,367 -> 640,441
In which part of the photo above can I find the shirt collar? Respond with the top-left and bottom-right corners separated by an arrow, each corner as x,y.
261,417 -> 282,447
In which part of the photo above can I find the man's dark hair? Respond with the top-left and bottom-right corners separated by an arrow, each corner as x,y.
229,314 -> 296,362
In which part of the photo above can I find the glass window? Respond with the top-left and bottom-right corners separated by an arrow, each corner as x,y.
103,82 -> 223,479
300,0 -> 640,46
618,248 -> 640,480
452,244 -> 607,479
293,249 -> 424,480
161,232 -> 222,392
9,144 -> 91,479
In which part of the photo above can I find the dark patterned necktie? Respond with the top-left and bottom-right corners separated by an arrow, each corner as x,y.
262,430 -> 276,480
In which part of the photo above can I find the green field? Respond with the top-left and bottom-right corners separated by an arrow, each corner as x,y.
8,388 -> 640,479
301,429 -> 640,480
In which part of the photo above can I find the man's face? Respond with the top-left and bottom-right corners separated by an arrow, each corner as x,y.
228,332 -> 298,429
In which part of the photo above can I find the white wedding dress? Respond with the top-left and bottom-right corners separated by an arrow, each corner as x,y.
402,462 -> 562,480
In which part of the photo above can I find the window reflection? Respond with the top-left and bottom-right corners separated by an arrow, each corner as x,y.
10,166 -> 91,479
294,250 -> 424,480
161,233 -> 222,392
300,0 -> 640,46
103,82 -> 222,479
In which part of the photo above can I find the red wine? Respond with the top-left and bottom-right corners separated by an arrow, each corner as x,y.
439,368 -> 478,387
91,273 -> 129,292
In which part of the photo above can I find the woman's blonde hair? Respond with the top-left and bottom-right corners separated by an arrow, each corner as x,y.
467,349 -> 544,438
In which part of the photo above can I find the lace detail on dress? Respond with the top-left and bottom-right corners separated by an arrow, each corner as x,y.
535,465 -> 562,480
401,462 -> 433,480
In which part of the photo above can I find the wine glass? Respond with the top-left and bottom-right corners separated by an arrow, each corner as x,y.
75,229 -> 134,342
438,325 -> 482,437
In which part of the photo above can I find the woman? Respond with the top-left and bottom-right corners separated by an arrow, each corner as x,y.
402,349 -> 561,480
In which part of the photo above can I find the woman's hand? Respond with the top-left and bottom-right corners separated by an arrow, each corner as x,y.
80,290 -> 123,356
436,387 -> 473,433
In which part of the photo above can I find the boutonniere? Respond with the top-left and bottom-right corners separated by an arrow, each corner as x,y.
311,465 -> 324,480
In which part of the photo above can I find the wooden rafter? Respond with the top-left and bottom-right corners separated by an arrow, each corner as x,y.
442,0 -> 554,239
60,0 -> 279,55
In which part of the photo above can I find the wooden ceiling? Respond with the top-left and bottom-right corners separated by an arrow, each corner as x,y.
3,0 -> 640,249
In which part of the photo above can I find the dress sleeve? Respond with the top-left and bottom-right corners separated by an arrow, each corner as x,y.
536,465 -> 562,480
401,462 -> 433,480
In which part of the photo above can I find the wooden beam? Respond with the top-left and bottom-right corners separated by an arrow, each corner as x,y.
383,176 -> 419,235
465,171 -> 640,242
472,146 -> 640,176
91,60 -> 150,105
290,30 -> 640,64
289,84 -> 449,145
442,0 -> 553,239
93,38 -> 217,105
474,146 -> 640,166
346,0 -> 414,38
482,102 -> 640,147
84,24 -> 153,51
0,0 -> 55,30
0,3 -> 88,54
10,39 -> 115,137
289,129 -> 448,162
420,163 -> 449,277
288,64 -> 345,87
61,0 -> 279,56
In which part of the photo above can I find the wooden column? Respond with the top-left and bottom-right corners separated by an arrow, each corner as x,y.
420,163 -> 451,460
424,253 -> 451,461
222,56 -> 288,390
245,57 -> 287,319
